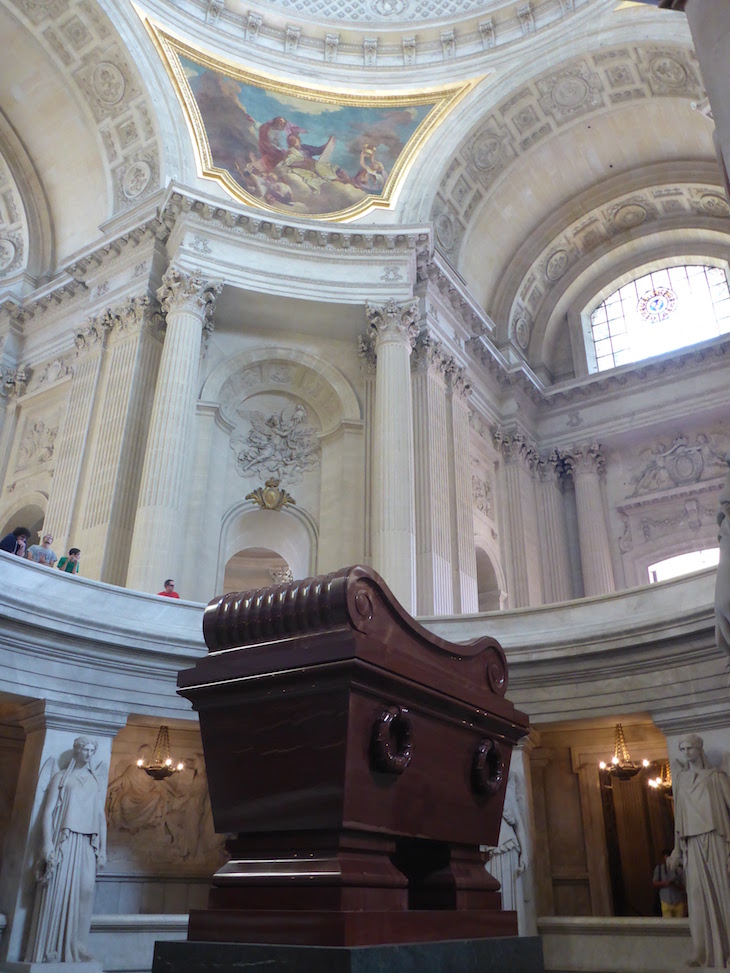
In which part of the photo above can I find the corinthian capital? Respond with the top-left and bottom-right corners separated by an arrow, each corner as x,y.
157,268 -> 223,323
365,298 -> 420,348
562,442 -> 605,477
411,331 -> 452,377
492,426 -> 538,472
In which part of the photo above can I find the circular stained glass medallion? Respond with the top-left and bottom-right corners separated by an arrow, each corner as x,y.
637,286 -> 677,323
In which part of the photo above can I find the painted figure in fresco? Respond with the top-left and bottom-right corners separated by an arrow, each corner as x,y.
257,116 -> 288,171
26,738 -> 106,963
353,143 -> 388,191
284,134 -> 349,194
668,735 -> 730,969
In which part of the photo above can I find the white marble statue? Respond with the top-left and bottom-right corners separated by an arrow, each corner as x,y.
25,737 -> 107,964
668,735 -> 730,969
484,770 -> 528,913
715,457 -> 730,662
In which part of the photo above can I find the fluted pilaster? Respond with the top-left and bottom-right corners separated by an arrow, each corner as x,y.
44,324 -> 108,553
448,367 -> 477,613
411,332 -> 453,615
366,298 -> 419,613
536,451 -> 573,603
493,428 -> 542,608
78,298 -> 163,583
563,442 -> 615,597
126,269 -> 222,593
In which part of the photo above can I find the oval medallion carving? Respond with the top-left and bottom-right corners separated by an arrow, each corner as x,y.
0,238 -> 16,273
473,134 -> 502,171
435,211 -> 456,250
614,203 -> 646,228
650,55 -> 686,88
552,77 -> 589,109
92,62 -> 126,105
122,161 -> 152,200
545,249 -> 569,281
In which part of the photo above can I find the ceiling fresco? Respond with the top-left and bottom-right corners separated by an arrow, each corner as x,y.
146,16 -> 479,220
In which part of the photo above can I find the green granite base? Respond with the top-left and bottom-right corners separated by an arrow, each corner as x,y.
153,937 -> 544,973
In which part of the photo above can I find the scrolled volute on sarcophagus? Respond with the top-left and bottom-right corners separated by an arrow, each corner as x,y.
178,565 -> 530,947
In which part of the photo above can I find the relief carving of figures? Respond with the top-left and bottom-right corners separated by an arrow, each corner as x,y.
16,420 -> 57,471
472,473 -> 494,518
631,434 -> 728,497
106,746 -> 225,869
25,737 -> 107,964
715,456 -> 730,662
231,403 -> 319,483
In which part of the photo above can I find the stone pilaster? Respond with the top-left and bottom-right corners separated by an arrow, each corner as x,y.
411,332 -> 454,615
447,366 -> 478,613
562,442 -> 615,597
76,297 -> 164,584
126,269 -> 222,594
492,428 -> 542,608
357,333 -> 377,568
43,320 -> 108,555
536,450 -> 573,604
366,297 -> 419,614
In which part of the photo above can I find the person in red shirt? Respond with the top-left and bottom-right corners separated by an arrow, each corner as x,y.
157,579 -> 179,599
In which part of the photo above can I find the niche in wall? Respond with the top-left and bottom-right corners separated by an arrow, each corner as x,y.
222,546 -> 291,594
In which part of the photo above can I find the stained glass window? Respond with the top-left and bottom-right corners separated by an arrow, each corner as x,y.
588,264 -> 730,372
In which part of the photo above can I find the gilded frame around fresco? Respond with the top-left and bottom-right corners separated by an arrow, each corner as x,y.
141,13 -> 482,222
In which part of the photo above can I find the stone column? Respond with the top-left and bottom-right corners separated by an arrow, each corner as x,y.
43,321 -> 107,555
126,269 -> 222,594
447,366 -> 478,613
411,332 -> 454,616
74,298 -> 164,583
536,451 -> 573,604
683,2 -> 730,197
366,298 -> 419,614
357,335 -> 377,569
563,442 -> 615,597
492,428 -> 542,608
0,700 -> 123,966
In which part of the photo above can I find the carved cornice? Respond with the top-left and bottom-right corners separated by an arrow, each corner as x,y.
148,0 -> 590,73
167,192 -> 430,258
66,217 -> 171,283
157,268 -> 223,323
418,257 -> 495,341
366,298 -> 420,348
562,441 -> 605,477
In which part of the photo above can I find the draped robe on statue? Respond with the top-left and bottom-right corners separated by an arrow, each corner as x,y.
26,764 -> 106,963
672,765 -> 730,969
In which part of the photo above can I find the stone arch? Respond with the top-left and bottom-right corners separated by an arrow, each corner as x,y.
0,490 -> 48,549
202,346 -> 361,436
217,504 -> 317,593
475,544 -> 506,612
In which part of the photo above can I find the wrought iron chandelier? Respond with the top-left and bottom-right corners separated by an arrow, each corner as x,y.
598,723 -> 649,781
137,725 -> 184,781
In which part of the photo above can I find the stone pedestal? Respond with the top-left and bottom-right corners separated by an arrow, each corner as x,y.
153,936 -> 544,973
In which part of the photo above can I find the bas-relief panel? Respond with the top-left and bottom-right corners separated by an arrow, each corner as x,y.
105,735 -> 226,876
146,20 -> 476,220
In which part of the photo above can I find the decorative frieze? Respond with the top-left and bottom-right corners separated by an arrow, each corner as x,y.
231,404 -> 320,484
630,433 -> 728,497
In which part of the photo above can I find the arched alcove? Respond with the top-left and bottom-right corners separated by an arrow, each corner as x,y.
222,546 -> 291,595
218,506 -> 316,594
476,547 -> 503,612
0,499 -> 46,549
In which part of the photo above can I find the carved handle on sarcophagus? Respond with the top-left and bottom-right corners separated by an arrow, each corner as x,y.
471,738 -> 505,796
484,645 -> 508,696
370,705 -> 413,775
